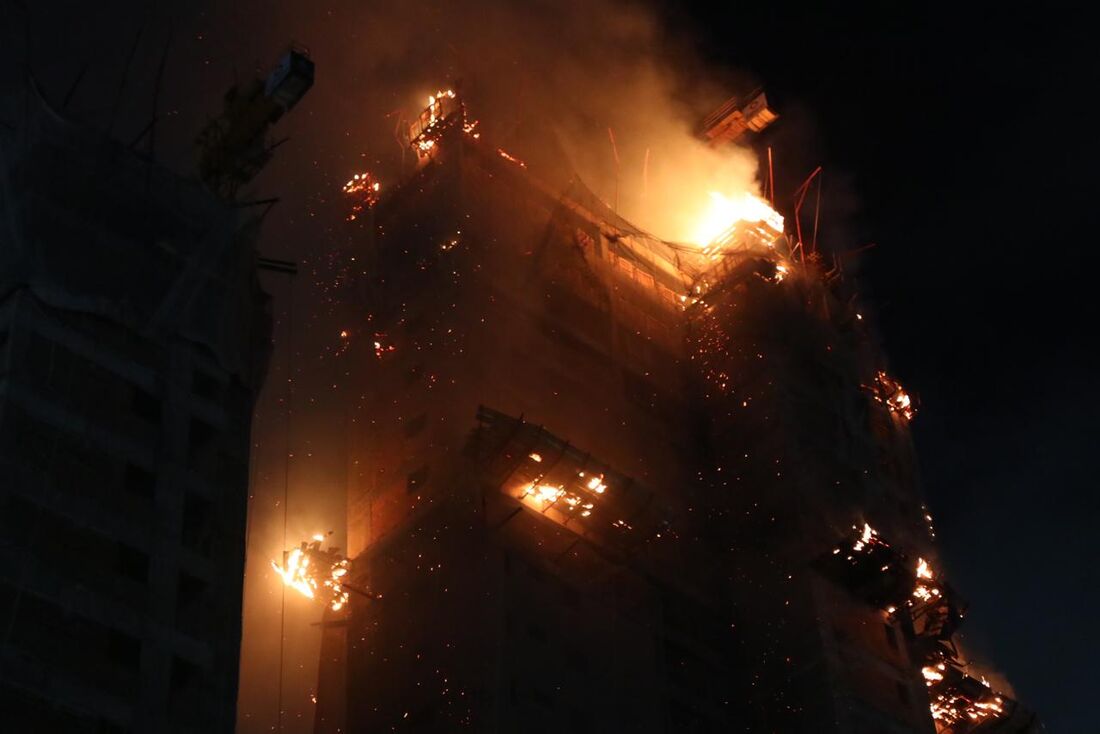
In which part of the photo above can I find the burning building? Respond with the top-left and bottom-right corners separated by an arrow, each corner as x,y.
0,49 -> 310,732
291,88 -> 1040,733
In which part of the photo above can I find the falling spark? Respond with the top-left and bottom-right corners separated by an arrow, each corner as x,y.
497,148 -> 527,168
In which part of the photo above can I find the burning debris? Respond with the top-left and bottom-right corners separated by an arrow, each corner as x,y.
407,89 -> 480,159
271,534 -> 352,612
822,524 -> 1027,733
372,333 -> 397,359
866,370 -> 916,421
343,171 -> 381,221
924,661 -> 1011,733
826,523 -> 962,634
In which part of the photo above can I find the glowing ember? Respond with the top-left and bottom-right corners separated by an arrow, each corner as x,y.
524,482 -> 565,505
584,474 -> 607,494
342,172 -> 381,221
271,535 -> 351,612
851,522 -> 882,552
517,468 -> 612,522
373,334 -> 396,359
927,672 -> 1007,729
868,370 -> 916,421
528,453 -> 543,462
497,148 -> 527,168
923,664 -> 946,684
691,191 -> 784,251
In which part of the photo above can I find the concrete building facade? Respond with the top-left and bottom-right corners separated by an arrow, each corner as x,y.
0,94 -> 272,733
306,107 -> 1041,733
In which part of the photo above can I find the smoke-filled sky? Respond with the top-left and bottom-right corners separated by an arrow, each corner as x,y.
2,1 -> 1094,731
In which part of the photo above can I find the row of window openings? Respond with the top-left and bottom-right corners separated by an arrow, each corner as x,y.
7,492 -> 212,593
3,581 -> 205,690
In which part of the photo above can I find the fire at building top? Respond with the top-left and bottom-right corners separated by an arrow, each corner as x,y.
290,80 -> 1039,734
398,87 -> 787,281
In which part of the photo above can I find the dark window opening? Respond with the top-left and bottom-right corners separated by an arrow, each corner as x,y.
884,623 -> 899,652
896,681 -> 911,706
171,655 -> 199,692
124,464 -> 156,499
176,572 -> 206,614
191,370 -> 221,400
188,417 -> 216,461
131,388 -> 162,425
115,544 -> 149,584
182,494 -> 213,552
107,629 -> 141,669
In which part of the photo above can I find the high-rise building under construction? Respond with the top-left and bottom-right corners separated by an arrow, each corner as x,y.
309,93 -> 1042,733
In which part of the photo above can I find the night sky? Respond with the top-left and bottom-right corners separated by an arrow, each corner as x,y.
3,2 -> 1092,731
679,6 -> 1094,731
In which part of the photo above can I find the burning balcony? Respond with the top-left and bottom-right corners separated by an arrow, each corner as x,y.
922,661 -> 1041,734
473,406 -> 671,553
271,534 -> 364,612
818,523 -> 1036,733
821,524 -> 965,636
819,523 -> 915,610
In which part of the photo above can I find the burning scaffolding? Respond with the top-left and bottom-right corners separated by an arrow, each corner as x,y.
691,191 -> 785,257
271,534 -> 353,612
406,89 -> 480,158
343,171 -> 381,221
819,523 -> 1035,733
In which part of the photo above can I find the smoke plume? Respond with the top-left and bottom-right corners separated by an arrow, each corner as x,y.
329,0 -> 763,241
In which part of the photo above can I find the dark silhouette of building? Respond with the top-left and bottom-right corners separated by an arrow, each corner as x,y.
310,97 -> 1040,734
0,67 -> 291,729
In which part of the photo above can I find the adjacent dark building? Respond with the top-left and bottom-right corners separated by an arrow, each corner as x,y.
0,86 -> 279,731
